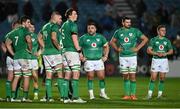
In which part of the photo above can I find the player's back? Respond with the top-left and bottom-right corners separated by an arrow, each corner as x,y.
41,22 -> 60,55
8,26 -> 31,59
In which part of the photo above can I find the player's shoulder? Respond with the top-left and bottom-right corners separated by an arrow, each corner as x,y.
150,36 -> 158,41
80,33 -> 88,38
96,33 -> 103,37
130,27 -> 140,32
42,22 -> 51,29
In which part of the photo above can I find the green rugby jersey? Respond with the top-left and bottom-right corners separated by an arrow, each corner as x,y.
40,22 -> 62,55
61,20 -> 78,52
148,36 -> 173,59
79,33 -> 107,60
6,26 -> 31,59
112,27 -> 143,57
30,32 -> 38,59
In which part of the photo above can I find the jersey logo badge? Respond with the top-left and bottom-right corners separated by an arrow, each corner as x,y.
120,34 -> 123,36
87,39 -> 90,42
96,38 -> 100,42
159,45 -> 164,50
124,37 -> 129,43
91,43 -> 97,48
129,33 -> 133,36
32,38 -> 35,42
164,41 -> 167,45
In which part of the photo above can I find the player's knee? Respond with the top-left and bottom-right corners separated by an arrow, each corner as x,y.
87,74 -> 94,80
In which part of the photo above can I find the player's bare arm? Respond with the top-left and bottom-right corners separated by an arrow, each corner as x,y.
5,38 -> 14,56
72,33 -> 81,51
0,42 -> 7,53
163,49 -> 173,56
102,43 -> 109,62
147,47 -> 158,56
51,31 -> 61,50
110,37 -> 123,52
26,35 -> 32,53
132,35 -> 148,52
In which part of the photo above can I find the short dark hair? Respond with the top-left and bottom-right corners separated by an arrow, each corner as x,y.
122,16 -> 131,22
157,25 -> 166,31
65,8 -> 76,18
20,15 -> 30,24
87,22 -> 97,28
51,11 -> 60,17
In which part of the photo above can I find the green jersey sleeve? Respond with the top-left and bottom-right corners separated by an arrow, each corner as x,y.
79,36 -> 84,47
167,40 -> 173,50
71,23 -> 78,34
113,30 -> 119,39
135,28 -> 143,38
51,24 -> 59,33
101,35 -> 108,46
148,38 -> 154,48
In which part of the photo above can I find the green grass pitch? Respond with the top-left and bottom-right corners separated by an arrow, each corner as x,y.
0,76 -> 180,108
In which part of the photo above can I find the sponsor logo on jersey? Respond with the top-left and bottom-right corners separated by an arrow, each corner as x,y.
124,37 -> 129,43
159,45 -> 164,50
91,43 -> 97,47
156,41 -> 159,44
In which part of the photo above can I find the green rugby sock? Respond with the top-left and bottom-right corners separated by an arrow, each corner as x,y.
99,79 -> 105,89
72,79 -> 79,99
158,80 -> 164,92
149,80 -> 155,91
6,80 -> 11,98
45,79 -> 52,99
64,79 -> 69,99
57,78 -> 64,98
88,80 -> 93,90
130,81 -> 136,95
124,80 -> 130,96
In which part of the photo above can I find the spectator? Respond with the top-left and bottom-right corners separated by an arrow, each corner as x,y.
23,0 -> 34,19
55,1 -> 68,22
41,0 -> 52,22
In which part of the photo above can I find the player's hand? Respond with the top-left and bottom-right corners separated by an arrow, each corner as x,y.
117,47 -> 123,52
131,47 -> 139,52
157,53 -> 164,57
102,56 -> 108,62
79,53 -> 86,62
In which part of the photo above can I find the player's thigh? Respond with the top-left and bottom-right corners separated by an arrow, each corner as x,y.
29,59 -> 39,71
64,51 -> 80,67
96,70 -> 105,80
13,59 -> 22,76
159,59 -> 169,73
129,56 -> 137,73
6,56 -> 14,71
94,59 -> 105,71
119,57 -> 129,74
19,59 -> 31,77
150,71 -> 158,81
159,72 -> 166,80
151,58 -> 161,73
84,60 -> 95,72
87,71 -> 95,80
